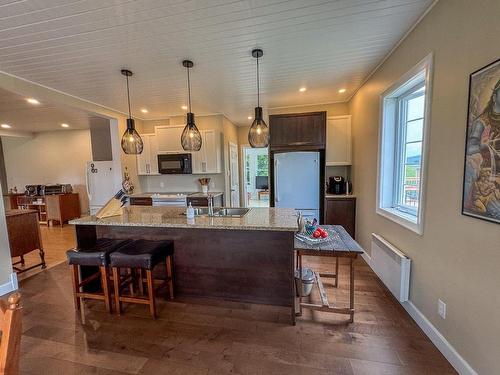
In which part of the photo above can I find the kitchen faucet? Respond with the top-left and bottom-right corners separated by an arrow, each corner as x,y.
207,194 -> 214,216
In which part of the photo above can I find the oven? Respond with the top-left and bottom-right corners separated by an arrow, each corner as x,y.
151,194 -> 187,207
158,153 -> 192,174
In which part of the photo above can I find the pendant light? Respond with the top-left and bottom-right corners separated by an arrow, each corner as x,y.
120,69 -> 143,154
181,60 -> 202,151
248,48 -> 269,148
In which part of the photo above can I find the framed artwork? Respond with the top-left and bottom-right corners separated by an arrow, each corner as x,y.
462,58 -> 500,224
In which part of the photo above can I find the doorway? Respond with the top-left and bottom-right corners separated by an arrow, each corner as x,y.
242,145 -> 269,208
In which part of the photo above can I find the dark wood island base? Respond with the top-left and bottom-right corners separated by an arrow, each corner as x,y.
71,207 -> 299,324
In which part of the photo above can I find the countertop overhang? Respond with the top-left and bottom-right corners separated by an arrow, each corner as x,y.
70,207 -> 298,232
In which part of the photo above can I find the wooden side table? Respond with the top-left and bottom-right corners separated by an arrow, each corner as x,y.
294,225 -> 364,323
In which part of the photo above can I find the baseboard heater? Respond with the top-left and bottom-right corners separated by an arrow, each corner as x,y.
371,233 -> 411,302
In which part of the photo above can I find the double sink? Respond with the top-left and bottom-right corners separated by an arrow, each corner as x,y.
187,207 -> 250,218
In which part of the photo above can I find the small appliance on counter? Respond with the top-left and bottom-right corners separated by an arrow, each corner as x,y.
327,176 -> 352,195
24,184 -> 72,196
328,176 -> 345,195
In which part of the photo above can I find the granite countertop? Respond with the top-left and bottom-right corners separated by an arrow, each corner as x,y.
325,194 -> 356,199
70,207 -> 298,232
129,192 -> 223,198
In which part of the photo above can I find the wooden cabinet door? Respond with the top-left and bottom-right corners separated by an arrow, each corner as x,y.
149,135 -> 159,174
326,116 -> 351,166
324,198 -> 356,238
45,195 -> 61,222
269,112 -> 326,148
136,134 -> 152,175
191,130 -> 221,174
156,126 -> 184,153
203,130 -> 219,173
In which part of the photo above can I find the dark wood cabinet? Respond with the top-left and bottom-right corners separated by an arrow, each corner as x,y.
324,197 -> 356,238
269,111 -> 326,149
187,194 -> 223,207
45,193 -> 81,226
129,196 -> 153,206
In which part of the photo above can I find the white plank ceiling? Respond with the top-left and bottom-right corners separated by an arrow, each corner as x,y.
0,87 -> 106,133
0,0 -> 433,126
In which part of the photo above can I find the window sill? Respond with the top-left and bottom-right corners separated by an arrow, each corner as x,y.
376,207 -> 423,235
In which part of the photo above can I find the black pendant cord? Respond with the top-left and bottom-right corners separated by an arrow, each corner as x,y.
126,74 -> 132,120
256,55 -> 260,108
187,65 -> 192,114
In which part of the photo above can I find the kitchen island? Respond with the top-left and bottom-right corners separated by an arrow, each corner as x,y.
70,206 -> 298,321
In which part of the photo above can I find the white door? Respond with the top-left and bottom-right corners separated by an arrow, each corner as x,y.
229,142 -> 240,207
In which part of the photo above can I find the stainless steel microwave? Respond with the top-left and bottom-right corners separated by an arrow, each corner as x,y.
158,153 -> 192,174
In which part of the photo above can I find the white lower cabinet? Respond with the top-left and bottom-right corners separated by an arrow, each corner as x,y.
136,134 -> 159,175
191,130 -> 222,174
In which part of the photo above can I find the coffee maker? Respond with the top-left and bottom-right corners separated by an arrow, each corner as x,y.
328,176 -> 347,195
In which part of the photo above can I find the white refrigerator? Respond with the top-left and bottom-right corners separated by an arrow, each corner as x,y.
86,161 -> 118,215
273,151 -> 320,221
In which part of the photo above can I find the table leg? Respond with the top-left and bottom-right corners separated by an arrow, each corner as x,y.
298,253 -> 303,317
334,256 -> 339,288
349,257 -> 354,323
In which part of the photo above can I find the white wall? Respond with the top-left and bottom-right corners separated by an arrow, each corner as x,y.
2,130 -> 92,213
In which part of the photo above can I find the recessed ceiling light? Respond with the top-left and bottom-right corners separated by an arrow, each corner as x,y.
338,88 -> 346,93
1,124 -> 11,129
140,108 -> 148,113
181,105 -> 188,110
61,123 -> 69,128
26,98 -> 40,105
299,87 -> 307,92
248,116 -> 252,120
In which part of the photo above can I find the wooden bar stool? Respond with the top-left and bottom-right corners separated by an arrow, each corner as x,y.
66,238 -> 132,313
110,240 -> 174,319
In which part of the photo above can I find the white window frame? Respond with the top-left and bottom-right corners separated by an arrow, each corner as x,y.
376,53 -> 433,235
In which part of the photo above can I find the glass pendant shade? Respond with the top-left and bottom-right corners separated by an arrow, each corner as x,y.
248,106 -> 269,148
181,112 -> 202,151
121,118 -> 144,154
120,69 -> 143,154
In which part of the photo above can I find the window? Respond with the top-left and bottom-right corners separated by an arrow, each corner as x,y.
377,54 -> 432,234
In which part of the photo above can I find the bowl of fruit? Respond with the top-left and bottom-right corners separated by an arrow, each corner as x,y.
312,227 -> 329,239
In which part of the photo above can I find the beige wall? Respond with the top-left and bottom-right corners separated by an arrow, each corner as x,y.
2,130 -> 92,213
349,0 -> 500,373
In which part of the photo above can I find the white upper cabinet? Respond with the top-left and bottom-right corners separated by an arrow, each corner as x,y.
191,129 -> 222,174
326,115 -> 352,166
136,134 -> 159,175
156,125 -> 184,153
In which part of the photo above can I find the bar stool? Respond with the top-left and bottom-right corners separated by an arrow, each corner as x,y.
110,239 -> 174,319
66,238 -> 131,313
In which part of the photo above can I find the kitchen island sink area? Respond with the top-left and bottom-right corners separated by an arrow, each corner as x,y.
70,206 -> 298,322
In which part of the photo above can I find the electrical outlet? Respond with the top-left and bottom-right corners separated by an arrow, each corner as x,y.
438,299 -> 446,319
160,182 -> 165,188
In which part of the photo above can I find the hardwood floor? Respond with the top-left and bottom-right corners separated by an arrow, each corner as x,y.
17,240 -> 455,374
15,225 -> 76,281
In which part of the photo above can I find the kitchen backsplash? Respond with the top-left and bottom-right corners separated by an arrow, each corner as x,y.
138,174 -> 224,193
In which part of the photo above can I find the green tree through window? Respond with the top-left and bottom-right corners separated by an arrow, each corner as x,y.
256,155 -> 268,176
